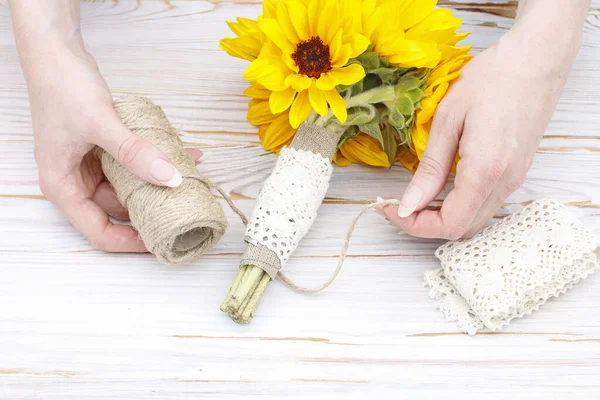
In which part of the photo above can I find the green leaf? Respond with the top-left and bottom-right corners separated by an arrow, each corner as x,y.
371,67 -> 397,85
359,117 -> 383,148
362,74 -> 382,92
365,86 -> 396,104
356,52 -> 381,70
381,124 -> 400,165
345,106 -> 375,125
388,108 -> 407,130
337,126 -> 359,148
396,76 -> 424,93
351,79 -> 364,96
395,95 -> 415,116
405,88 -> 425,104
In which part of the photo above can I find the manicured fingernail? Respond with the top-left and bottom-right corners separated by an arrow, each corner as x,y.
150,159 -> 182,187
198,151 -> 213,162
398,185 -> 422,218
376,196 -> 385,204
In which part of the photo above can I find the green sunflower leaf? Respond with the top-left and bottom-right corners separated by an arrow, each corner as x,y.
395,94 -> 415,116
381,123 -> 400,165
359,115 -> 383,148
365,86 -> 396,104
362,74 -> 382,92
388,108 -> 407,130
356,52 -> 381,70
337,125 -> 359,148
405,88 -> 425,104
371,67 -> 397,85
345,106 -> 374,126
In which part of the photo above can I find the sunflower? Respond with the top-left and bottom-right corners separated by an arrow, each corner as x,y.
243,0 -> 370,128
223,0 -> 472,171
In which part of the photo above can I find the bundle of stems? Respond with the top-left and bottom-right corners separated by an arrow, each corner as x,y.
220,265 -> 271,323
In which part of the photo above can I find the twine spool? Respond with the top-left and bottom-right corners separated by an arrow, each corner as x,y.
97,96 -> 228,264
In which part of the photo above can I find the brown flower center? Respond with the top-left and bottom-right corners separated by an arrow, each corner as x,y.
291,36 -> 332,79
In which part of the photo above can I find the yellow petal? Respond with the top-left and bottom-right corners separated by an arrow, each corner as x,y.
339,134 -> 390,167
243,83 -> 271,100
269,87 -> 297,114
276,2 -> 301,44
315,72 -> 338,91
333,151 -> 353,166
244,56 -> 292,91
289,90 -> 313,128
287,0 -> 310,41
324,89 -> 347,123
321,64 -> 366,89
262,0 -> 277,18
248,99 -> 279,125
261,112 -> 297,151
307,0 -> 320,37
396,0 -> 437,31
406,9 -> 461,42
219,37 -> 261,61
396,147 -> 420,173
308,83 -> 328,116
283,52 -> 299,73
345,33 -> 370,58
317,3 -> 335,44
329,30 -> 344,66
383,38 -> 442,69
332,43 -> 353,68
285,74 -> 313,91
258,19 -> 294,54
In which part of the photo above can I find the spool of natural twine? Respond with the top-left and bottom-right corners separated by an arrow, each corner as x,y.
97,96 -> 229,264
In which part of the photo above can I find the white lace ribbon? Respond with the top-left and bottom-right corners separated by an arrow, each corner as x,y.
245,146 -> 333,268
425,199 -> 599,335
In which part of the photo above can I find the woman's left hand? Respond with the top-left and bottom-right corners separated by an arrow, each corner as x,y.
381,17 -> 583,240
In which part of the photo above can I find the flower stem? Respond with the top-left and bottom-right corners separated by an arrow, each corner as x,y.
221,264 -> 271,322
239,273 -> 271,323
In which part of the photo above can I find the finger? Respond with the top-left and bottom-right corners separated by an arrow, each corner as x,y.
385,156 -> 499,240
91,113 -> 182,188
186,148 -> 203,164
463,180 -> 511,238
50,176 -> 147,252
92,181 -> 130,221
396,103 -> 463,218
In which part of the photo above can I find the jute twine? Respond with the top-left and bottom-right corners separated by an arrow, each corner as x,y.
98,96 -> 246,264
99,102 -> 396,291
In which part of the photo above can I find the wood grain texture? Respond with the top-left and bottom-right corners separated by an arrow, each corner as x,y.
0,0 -> 599,399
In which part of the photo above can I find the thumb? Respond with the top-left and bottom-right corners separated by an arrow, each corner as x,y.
93,115 -> 182,187
397,106 -> 462,218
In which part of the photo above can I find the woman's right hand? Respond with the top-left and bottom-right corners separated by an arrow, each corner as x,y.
13,12 -> 203,252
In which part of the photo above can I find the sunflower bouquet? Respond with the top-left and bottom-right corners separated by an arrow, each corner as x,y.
220,0 -> 472,323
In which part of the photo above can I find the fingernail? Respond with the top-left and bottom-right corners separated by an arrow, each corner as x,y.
198,151 -> 213,162
150,159 -> 182,187
376,196 -> 385,204
398,185 -> 422,218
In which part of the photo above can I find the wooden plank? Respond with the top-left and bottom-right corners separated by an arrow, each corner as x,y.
0,251 -> 599,398
0,0 -> 599,398
1,1 -> 600,140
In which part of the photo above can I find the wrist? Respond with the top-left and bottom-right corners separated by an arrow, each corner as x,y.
10,0 -> 86,73
507,0 -> 588,69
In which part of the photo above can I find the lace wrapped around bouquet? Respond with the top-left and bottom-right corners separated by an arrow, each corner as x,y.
219,0 -> 472,322
425,200 -> 600,335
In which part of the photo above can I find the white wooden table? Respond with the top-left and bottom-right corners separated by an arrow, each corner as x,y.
1,1 -> 600,398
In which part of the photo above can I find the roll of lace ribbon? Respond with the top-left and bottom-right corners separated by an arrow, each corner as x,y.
97,96 -> 240,264
424,199 -> 599,334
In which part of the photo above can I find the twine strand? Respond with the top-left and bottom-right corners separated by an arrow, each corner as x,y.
278,199 -> 401,293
